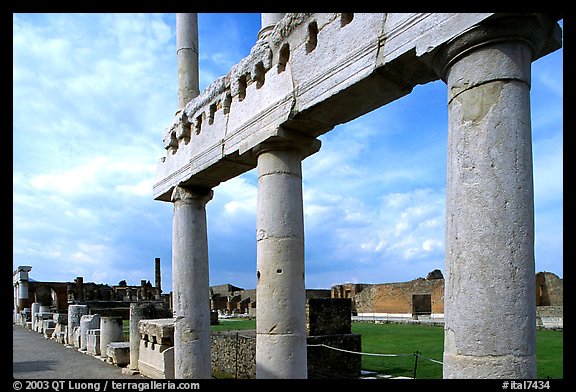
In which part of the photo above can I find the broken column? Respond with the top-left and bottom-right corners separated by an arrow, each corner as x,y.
100,316 -> 124,359
433,15 -> 561,379
67,305 -> 88,346
31,302 -> 41,331
80,314 -> 101,351
172,185 -> 213,379
129,301 -> 170,371
254,136 -> 309,379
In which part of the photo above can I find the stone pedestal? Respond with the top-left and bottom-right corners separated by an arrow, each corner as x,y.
255,140 -> 308,379
433,14 -> 560,379
87,329 -> 101,356
171,186 -> 213,379
107,342 -> 131,366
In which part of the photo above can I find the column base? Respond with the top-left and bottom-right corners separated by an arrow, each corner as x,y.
443,352 -> 536,379
256,333 -> 307,379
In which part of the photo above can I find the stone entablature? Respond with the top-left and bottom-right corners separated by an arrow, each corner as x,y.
154,13 -> 508,200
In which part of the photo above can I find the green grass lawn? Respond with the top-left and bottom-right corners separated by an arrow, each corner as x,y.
352,322 -> 563,379
211,318 -> 257,332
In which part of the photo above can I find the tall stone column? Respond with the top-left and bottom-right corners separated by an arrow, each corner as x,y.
171,185 -> 213,379
254,139 -> 307,379
176,13 -> 199,110
433,15 -> 561,379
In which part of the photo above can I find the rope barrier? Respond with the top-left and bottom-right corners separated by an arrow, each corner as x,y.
307,343 -> 443,365
307,343 -> 414,357
415,352 -> 444,365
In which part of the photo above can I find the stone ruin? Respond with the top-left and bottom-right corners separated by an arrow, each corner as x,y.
12,262 -> 171,369
12,12 -> 563,379
155,12 -> 562,379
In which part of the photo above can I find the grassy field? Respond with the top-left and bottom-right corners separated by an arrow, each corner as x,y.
352,322 -> 563,379
211,319 -> 563,379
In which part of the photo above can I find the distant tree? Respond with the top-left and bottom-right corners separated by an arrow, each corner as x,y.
118,280 -> 127,287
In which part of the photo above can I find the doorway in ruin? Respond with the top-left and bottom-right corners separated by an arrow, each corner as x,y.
412,294 -> 431,317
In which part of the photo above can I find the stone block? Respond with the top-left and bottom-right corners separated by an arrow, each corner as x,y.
86,329 -> 101,356
137,318 -> 175,378
107,342 -> 130,367
306,334 -> 362,379
138,341 -> 174,379
53,313 -> 68,324
306,298 -> 352,335
138,318 -> 174,346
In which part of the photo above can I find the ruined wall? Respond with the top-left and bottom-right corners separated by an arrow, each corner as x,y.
28,282 -> 69,311
535,271 -> 563,306
211,331 -> 256,379
354,278 -> 444,315
306,298 -> 351,335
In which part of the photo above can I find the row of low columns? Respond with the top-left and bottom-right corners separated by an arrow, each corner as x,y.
167,13 -> 559,379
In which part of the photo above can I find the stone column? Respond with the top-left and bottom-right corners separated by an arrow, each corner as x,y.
129,302 -> 163,371
80,314 -> 101,351
14,266 -> 32,312
171,185 -> 213,379
67,304 -> 88,346
100,316 -> 124,359
155,257 -> 162,299
258,13 -> 285,40
176,13 -> 199,110
433,15 -> 561,379
254,138 -> 307,379
31,302 -> 41,331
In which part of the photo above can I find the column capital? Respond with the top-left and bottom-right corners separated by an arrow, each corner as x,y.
252,127 -> 321,158
171,185 -> 213,205
433,14 -> 562,81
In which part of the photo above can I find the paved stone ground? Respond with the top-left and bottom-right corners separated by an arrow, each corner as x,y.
12,325 -> 146,379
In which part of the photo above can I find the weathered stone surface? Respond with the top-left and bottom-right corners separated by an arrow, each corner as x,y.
306,298 -> 351,336
86,329 -> 101,356
68,305 -> 88,346
306,334 -> 362,379
80,314 -> 101,351
435,14 -> 561,379
155,14 -> 545,199
100,317 -> 124,359
138,318 -> 174,345
129,301 -> 171,371
211,331 -> 256,379
107,342 -> 130,367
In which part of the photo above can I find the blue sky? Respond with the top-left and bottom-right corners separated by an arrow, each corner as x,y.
13,14 -> 563,293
